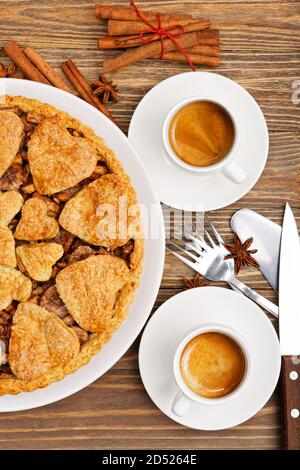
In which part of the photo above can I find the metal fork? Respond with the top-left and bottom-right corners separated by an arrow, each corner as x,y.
167,221 -> 278,318
189,215 -> 278,316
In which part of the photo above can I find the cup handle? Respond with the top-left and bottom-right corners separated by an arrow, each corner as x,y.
221,161 -> 247,184
171,390 -> 191,417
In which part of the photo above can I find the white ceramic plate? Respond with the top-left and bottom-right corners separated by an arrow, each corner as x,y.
139,287 -> 281,430
0,78 -> 165,412
128,72 -> 269,211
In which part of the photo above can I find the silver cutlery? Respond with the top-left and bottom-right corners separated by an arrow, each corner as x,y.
278,203 -> 300,449
166,217 -> 278,318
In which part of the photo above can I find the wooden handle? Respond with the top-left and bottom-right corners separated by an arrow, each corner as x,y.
281,355 -> 300,449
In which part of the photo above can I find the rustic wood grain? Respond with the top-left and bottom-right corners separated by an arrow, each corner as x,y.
0,0 -> 299,451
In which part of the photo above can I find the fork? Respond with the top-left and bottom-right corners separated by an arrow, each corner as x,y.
167,220 -> 278,318
191,216 -> 237,287
189,215 -> 278,318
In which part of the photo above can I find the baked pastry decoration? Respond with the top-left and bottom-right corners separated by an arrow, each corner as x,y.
0,227 -> 16,267
16,242 -> 64,281
0,266 -> 32,310
0,190 -> 23,226
59,174 -> 139,248
0,111 -> 24,178
9,302 -> 80,381
0,96 -> 143,396
27,117 -> 98,195
56,255 -> 130,332
14,198 -> 59,240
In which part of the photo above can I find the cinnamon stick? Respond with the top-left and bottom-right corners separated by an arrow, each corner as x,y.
61,63 -> 95,105
196,29 -> 220,46
188,44 -> 220,57
3,40 -> 51,85
61,60 -> 116,124
96,4 -> 193,22
102,32 -> 198,74
107,18 -> 209,36
149,52 -> 220,67
98,29 -> 220,50
98,35 -> 143,49
24,46 -> 72,93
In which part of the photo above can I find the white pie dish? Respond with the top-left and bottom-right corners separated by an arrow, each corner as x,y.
0,78 -> 165,412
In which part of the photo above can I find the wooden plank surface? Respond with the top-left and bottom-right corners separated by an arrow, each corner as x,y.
0,0 -> 300,450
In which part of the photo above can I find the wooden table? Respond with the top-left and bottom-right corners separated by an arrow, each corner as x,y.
0,0 -> 299,451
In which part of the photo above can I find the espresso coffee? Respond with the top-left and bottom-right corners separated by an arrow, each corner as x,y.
168,101 -> 235,167
180,332 -> 245,399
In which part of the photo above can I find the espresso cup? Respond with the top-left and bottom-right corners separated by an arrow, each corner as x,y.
172,323 -> 252,417
162,97 -> 247,184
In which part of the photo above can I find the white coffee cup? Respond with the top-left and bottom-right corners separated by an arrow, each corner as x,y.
162,97 -> 246,184
172,323 -> 252,417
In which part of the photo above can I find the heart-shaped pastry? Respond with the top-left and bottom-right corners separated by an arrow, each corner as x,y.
14,198 -> 59,241
0,190 -> 24,226
56,254 -> 130,332
16,242 -> 64,281
0,111 -> 24,178
0,266 -> 32,310
59,174 -> 140,248
9,302 -> 80,381
0,226 -> 16,267
28,117 -> 97,195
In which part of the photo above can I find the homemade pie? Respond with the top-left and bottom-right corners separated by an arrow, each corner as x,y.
0,96 -> 143,395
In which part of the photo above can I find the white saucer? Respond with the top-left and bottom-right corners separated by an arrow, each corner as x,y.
139,287 -> 280,430
128,72 -> 269,211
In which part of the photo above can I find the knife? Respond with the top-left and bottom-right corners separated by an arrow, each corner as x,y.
232,209 -> 300,292
279,203 -> 300,450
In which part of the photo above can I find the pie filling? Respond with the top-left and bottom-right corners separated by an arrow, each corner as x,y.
0,102 -> 138,383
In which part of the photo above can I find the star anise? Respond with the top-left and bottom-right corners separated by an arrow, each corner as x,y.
183,273 -> 209,289
90,75 -> 120,103
224,232 -> 259,275
0,62 -> 23,79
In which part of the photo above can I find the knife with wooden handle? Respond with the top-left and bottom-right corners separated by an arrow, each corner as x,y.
279,203 -> 300,450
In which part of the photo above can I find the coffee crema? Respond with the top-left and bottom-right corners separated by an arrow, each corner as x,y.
168,101 -> 235,167
180,332 -> 245,399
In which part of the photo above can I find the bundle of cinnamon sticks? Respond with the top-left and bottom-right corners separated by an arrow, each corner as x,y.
96,4 -> 220,73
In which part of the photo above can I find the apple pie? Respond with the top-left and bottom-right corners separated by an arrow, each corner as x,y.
0,96 -> 143,396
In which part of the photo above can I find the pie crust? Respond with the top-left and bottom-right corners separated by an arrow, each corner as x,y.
0,111 -> 24,178
0,96 -> 143,396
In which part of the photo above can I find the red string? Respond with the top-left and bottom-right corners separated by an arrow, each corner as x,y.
130,1 -> 196,71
